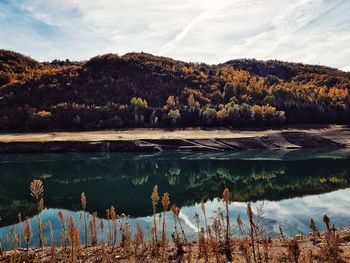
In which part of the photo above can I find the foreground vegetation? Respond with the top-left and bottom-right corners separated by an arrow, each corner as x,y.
1,180 -> 350,262
1,50 -> 350,131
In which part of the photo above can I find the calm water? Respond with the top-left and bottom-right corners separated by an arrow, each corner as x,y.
1,149 -> 350,248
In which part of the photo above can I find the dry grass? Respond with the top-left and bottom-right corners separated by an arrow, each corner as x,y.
1,180 -> 350,262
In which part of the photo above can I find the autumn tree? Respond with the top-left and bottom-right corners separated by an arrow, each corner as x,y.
168,109 -> 181,125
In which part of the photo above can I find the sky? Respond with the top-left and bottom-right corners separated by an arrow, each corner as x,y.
0,0 -> 350,71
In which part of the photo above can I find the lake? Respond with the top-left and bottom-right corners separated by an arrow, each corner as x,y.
1,149 -> 350,248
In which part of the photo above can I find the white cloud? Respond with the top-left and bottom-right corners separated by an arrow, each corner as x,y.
343,66 -> 350,72
0,0 -> 349,69
179,188 -> 350,235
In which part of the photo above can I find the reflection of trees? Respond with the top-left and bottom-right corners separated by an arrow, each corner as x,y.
165,168 -> 181,185
131,175 -> 148,186
0,152 -> 350,226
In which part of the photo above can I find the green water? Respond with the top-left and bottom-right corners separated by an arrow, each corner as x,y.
1,149 -> 350,247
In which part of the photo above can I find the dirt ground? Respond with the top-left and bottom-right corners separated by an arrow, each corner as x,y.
0,125 -> 348,142
0,125 -> 349,153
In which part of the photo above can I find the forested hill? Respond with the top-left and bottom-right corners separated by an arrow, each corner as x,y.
224,59 -> 350,87
0,49 -> 349,131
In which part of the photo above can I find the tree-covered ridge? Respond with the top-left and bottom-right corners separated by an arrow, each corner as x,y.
224,59 -> 350,88
0,50 -> 80,87
0,50 -> 349,130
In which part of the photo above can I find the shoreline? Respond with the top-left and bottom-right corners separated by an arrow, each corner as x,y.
0,125 -> 349,153
2,227 -> 350,262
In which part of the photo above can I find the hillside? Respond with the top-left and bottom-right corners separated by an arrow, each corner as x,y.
0,50 -> 349,131
224,59 -> 350,88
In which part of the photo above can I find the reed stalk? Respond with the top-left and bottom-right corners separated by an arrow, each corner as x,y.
68,217 -> 80,263
222,188 -> 232,262
247,202 -> 257,262
151,185 -> 160,244
22,217 -> 32,257
89,212 -> 98,246
161,192 -> 170,260
80,192 -> 88,247
30,179 -> 44,249
106,209 -> 112,246
110,206 -> 117,249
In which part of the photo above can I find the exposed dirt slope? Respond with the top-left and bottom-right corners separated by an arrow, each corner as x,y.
0,125 -> 348,153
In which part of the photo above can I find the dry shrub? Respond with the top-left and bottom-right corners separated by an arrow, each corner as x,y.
287,238 -> 300,263
48,221 -> 56,260
120,215 -> 132,256
22,217 -> 32,254
199,227 -> 209,263
238,239 -> 251,263
262,238 -> 271,263
134,224 -> 145,257
171,204 -> 185,260
68,217 -> 80,262
89,212 -> 98,246
320,215 -> 344,263
310,218 -> 320,244
57,211 -> 68,249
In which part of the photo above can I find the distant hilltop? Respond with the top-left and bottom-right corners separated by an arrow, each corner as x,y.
0,49 -> 349,131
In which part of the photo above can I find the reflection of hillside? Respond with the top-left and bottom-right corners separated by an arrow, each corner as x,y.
0,150 -> 350,226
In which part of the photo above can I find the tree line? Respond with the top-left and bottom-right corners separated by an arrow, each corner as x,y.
0,50 -> 349,130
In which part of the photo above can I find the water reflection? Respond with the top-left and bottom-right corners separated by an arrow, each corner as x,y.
0,149 -> 350,247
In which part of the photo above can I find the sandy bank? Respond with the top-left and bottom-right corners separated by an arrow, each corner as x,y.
0,125 -> 349,153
